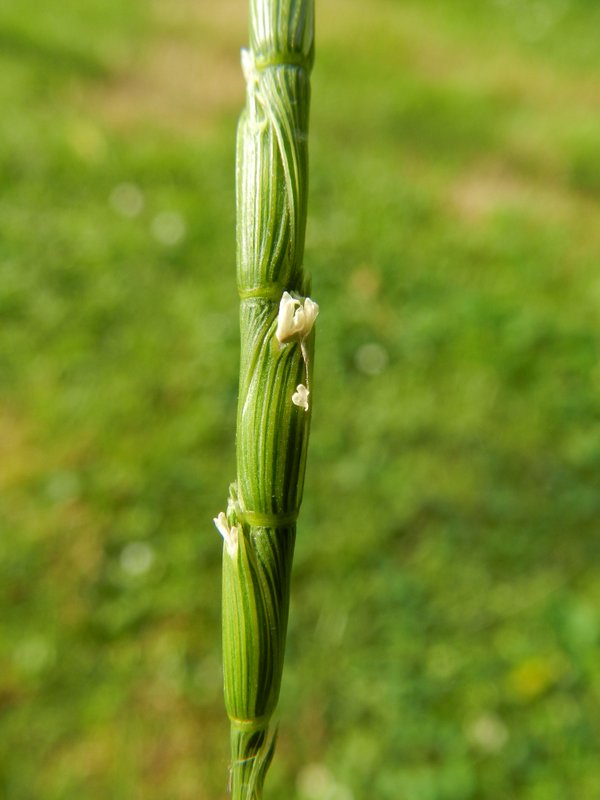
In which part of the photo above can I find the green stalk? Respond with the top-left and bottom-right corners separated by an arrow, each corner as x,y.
214,2 -> 316,798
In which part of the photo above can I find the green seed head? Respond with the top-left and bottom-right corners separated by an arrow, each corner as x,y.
250,0 -> 315,68
217,1 -> 315,796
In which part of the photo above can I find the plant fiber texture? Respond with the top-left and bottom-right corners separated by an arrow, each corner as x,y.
218,2 -> 315,798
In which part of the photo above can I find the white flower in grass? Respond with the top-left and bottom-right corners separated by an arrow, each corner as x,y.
241,49 -> 258,87
276,292 -> 319,345
292,384 -> 310,411
241,49 -> 266,129
213,512 -> 239,558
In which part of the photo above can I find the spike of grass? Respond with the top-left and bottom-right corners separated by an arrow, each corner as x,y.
214,1 -> 316,797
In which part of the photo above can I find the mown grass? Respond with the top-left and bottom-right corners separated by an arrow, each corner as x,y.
1,0 -> 600,798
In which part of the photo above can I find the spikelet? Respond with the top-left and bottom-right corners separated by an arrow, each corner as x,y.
214,2 -> 316,797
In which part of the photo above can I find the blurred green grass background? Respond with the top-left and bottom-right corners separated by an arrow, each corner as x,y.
1,0 -> 600,797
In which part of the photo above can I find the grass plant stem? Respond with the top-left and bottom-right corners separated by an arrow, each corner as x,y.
214,2 -> 316,797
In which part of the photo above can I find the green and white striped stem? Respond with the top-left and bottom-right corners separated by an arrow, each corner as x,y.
214,1 -> 316,797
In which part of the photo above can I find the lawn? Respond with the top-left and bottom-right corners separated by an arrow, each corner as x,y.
1,0 -> 600,798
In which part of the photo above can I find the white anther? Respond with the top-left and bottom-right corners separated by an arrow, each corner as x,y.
292,384 -> 310,411
213,511 -> 239,558
276,291 -> 319,345
241,49 -> 258,87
